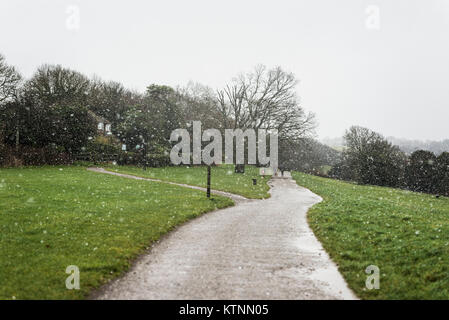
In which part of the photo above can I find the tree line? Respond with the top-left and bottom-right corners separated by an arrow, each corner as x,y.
330,126 -> 449,196
0,53 -> 316,167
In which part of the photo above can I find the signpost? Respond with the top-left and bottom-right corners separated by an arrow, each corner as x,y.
143,141 -> 147,171
207,165 -> 211,198
142,136 -> 148,171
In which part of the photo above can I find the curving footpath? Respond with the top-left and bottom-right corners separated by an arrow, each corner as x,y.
89,168 -> 357,300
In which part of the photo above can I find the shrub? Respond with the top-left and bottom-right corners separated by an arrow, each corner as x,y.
146,153 -> 171,167
436,152 -> 449,196
405,150 -> 438,194
0,145 -> 72,167
86,139 -> 120,155
117,151 -> 138,165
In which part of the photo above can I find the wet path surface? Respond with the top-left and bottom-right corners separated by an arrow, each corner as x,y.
89,168 -> 357,300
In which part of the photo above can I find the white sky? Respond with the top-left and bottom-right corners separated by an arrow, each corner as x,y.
1,0 -> 448,140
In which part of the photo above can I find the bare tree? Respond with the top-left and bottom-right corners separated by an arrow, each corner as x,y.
217,65 -> 315,139
0,54 -> 21,104
87,77 -> 142,127
24,64 -> 90,107
177,81 -> 222,129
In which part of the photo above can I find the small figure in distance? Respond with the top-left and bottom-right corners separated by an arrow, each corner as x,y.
279,166 -> 285,177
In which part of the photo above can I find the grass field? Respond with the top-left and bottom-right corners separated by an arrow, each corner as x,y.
103,164 -> 271,199
0,166 -> 232,299
292,172 -> 449,299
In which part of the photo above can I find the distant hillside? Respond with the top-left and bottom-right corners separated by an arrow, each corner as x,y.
320,137 -> 344,151
321,136 -> 449,155
386,137 -> 449,155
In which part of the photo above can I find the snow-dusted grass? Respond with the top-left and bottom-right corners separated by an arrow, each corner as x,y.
293,172 -> 449,299
0,166 -> 232,299
104,164 -> 271,199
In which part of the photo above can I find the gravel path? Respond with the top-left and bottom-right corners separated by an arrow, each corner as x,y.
89,168 -> 357,300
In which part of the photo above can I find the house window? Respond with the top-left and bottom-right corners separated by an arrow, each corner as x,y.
105,124 -> 111,133
98,122 -> 104,130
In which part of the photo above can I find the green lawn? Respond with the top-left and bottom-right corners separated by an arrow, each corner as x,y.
103,164 -> 271,199
292,172 -> 449,299
0,166 -> 232,299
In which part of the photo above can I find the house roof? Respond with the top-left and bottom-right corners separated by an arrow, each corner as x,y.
88,110 -> 111,124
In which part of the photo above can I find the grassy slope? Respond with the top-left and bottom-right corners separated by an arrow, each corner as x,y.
0,166 -> 232,299
292,172 -> 449,300
104,164 -> 271,199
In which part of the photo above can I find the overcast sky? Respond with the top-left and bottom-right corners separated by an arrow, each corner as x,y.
1,0 -> 448,140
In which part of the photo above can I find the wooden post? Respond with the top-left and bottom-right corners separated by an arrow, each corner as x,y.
15,127 -> 19,152
143,140 -> 147,171
207,165 -> 211,198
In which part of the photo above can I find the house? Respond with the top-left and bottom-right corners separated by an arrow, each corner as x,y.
97,117 -> 112,136
88,111 -> 112,136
